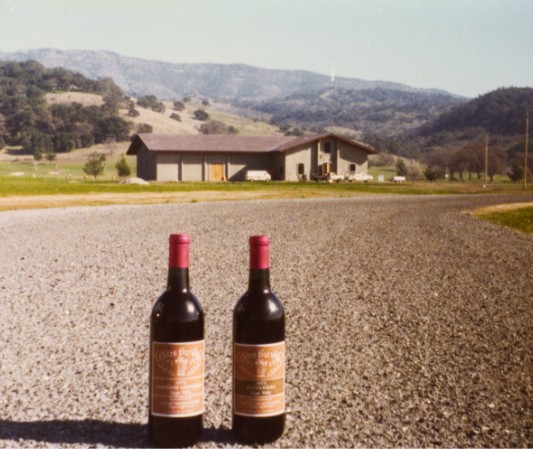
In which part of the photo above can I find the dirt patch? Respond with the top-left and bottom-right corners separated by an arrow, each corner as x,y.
0,189 -> 325,211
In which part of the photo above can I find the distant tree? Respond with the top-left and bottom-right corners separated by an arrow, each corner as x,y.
173,101 -> 185,111
95,116 -> 131,143
395,158 -> 408,177
127,101 -> 140,117
44,151 -> 56,165
115,154 -> 131,178
53,133 -> 77,153
284,127 -> 304,136
170,113 -> 181,122
200,120 -> 238,135
467,142 -> 487,180
508,160 -> 523,182
83,152 -> 106,179
424,165 -> 443,182
80,133 -> 95,148
487,146 -> 507,182
137,123 -> 153,133
151,102 -> 166,113
33,148 -> 43,161
202,99 -> 210,106
137,95 -> 158,108
182,96 -> 191,103
369,153 -> 395,167
21,128 -> 52,155
424,148 -> 450,176
449,147 -> 469,180
194,109 -> 209,121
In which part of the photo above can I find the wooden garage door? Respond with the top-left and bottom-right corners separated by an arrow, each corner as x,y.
209,163 -> 225,181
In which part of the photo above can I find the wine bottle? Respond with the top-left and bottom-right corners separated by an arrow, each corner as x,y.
149,234 -> 204,447
232,235 -> 286,443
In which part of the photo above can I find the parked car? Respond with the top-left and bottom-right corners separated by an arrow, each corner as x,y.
245,170 -> 271,181
391,176 -> 406,182
327,172 -> 344,183
345,172 -> 374,182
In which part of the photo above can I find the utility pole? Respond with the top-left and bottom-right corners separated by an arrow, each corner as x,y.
524,112 -> 529,190
483,134 -> 489,188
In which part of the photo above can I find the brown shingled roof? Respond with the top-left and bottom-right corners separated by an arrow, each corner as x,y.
126,133 -> 377,155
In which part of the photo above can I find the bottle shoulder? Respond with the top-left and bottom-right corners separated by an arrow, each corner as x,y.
234,289 -> 284,320
152,288 -> 204,322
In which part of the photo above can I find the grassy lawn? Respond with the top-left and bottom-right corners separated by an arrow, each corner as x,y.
1,172 -> 531,197
475,205 -> 533,233
1,157 -> 532,212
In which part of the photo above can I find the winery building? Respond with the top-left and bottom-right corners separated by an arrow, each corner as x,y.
126,133 -> 377,182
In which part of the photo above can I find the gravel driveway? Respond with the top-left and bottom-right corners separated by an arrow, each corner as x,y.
0,194 -> 532,448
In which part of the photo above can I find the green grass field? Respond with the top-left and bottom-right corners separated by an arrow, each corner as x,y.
476,206 -> 533,233
0,158 -> 532,199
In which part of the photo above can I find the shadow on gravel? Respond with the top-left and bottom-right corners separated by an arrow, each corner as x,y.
0,420 -> 236,447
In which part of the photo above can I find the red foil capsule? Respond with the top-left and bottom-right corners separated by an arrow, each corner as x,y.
169,234 -> 190,269
249,235 -> 270,270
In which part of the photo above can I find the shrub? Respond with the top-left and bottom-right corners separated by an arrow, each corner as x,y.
194,109 -> 209,121
137,123 -> 153,133
199,120 -> 238,135
83,152 -> 106,179
115,154 -> 131,177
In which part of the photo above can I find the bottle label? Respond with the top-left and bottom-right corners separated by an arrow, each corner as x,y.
233,341 -> 285,417
151,340 -> 205,417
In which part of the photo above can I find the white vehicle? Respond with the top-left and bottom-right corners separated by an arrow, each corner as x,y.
391,176 -> 406,183
245,170 -> 271,181
327,172 -> 344,182
345,172 -> 374,182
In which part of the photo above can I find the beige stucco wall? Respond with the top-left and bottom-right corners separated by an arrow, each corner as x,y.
284,144 -> 314,181
337,141 -> 369,175
156,153 -> 180,181
180,154 -> 204,181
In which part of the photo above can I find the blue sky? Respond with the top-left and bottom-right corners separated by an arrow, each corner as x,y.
1,0 -> 532,97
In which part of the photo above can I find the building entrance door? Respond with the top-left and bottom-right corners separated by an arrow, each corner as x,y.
209,163 -> 225,181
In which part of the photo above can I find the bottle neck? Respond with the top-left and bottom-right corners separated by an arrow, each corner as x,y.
167,234 -> 190,292
248,235 -> 271,292
248,268 -> 271,292
168,267 -> 190,291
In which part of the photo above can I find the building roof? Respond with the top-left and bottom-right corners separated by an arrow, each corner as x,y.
126,133 -> 377,155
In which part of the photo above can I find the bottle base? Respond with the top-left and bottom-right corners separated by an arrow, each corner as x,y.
232,414 -> 285,444
148,414 -> 202,447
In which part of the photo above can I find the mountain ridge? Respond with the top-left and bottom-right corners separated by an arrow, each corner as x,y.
0,48 -> 461,101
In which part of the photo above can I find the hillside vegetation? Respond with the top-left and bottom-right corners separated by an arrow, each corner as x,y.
419,87 -> 533,137
0,60 -> 284,161
239,87 -> 464,136
0,60 -> 131,157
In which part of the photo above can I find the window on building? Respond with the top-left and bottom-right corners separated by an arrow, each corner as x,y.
324,142 -> 331,153
349,164 -> 356,172
298,163 -> 305,175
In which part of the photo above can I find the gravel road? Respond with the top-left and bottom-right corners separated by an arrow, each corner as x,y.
0,194 -> 532,448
